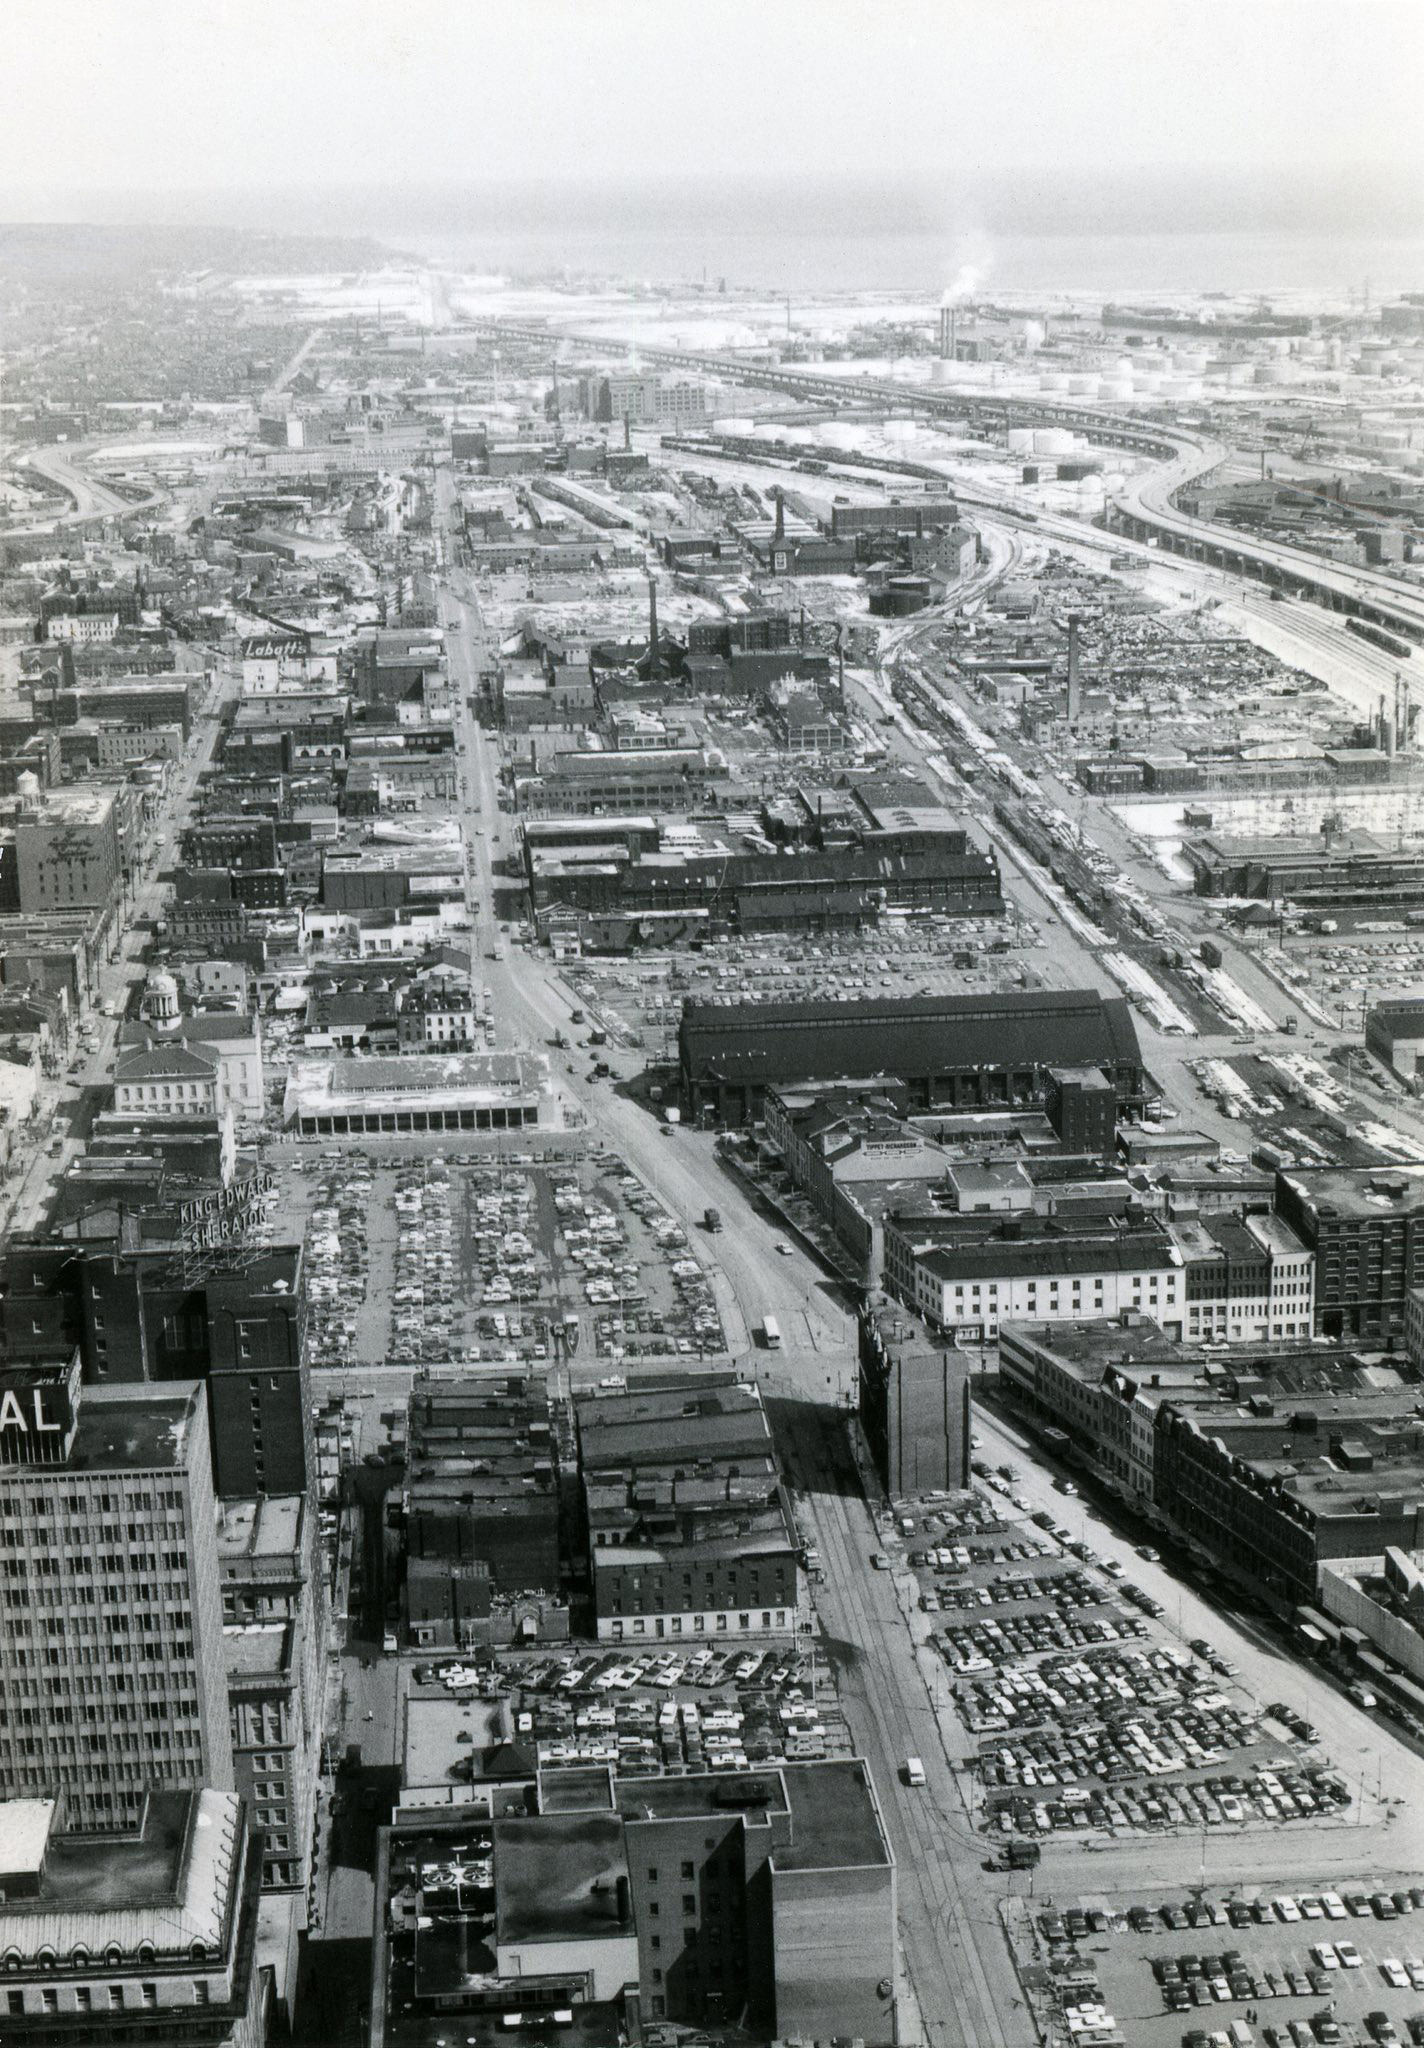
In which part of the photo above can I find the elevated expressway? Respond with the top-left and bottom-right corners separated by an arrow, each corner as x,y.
467,316 -> 1424,642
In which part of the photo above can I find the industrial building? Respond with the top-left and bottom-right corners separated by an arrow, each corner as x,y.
1183,827 -> 1424,904
678,988 -> 1144,1126
525,813 -> 1001,943
1366,997 -> 1424,1081
998,1313 -> 1424,1598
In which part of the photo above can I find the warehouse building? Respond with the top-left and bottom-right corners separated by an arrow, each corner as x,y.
1274,1164 -> 1424,1337
1366,997 -> 1424,1082
679,988 -> 1144,1126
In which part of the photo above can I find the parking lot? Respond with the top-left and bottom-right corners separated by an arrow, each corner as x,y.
284,1144 -> 725,1370
1014,1883 -> 1424,2048
559,915 -> 1046,1065
413,1642 -> 850,1778
882,1480 -> 1350,1857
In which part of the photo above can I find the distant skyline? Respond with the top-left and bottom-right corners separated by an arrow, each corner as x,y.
6,0 -> 1423,221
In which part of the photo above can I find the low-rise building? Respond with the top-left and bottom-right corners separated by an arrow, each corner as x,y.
282,1050 -> 551,1137
1366,997 -> 1424,1082
1171,1210 -> 1316,1343
403,1377 -> 566,1650
577,1377 -> 801,1643
886,1209 -> 1184,1341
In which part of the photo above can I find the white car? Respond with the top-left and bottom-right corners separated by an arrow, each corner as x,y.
1273,1896 -> 1302,1923
1336,1940 -> 1364,1968
1310,1942 -> 1340,1971
1382,1959 -> 1410,1990
1407,1959 -> 1424,1992
1321,1892 -> 1349,1920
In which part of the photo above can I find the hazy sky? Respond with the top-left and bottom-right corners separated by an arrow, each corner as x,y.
5,0 -> 1422,210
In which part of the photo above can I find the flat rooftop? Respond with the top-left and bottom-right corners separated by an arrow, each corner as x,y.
217,1493 -> 304,1561
223,1622 -> 292,1680
493,1813 -> 632,1947
404,1695 -> 507,1793
1281,1164 -> 1424,1219
64,1380 -> 200,1474
776,1760 -> 891,1872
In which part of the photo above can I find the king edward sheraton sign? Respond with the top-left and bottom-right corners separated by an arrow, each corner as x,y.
180,1170 -> 276,1249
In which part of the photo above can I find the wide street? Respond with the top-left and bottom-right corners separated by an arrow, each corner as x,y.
309,463 -> 1424,2048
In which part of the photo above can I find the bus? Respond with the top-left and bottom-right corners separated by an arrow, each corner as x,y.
761,1316 -> 782,1350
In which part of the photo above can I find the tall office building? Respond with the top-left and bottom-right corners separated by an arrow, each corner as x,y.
0,1360 -> 234,1829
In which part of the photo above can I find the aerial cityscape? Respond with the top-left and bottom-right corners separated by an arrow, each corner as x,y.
4,4 -> 1424,2047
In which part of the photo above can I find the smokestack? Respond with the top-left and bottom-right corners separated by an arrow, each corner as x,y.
1066,614 -> 1082,728
939,305 -> 952,359
646,576 -> 662,681
773,491 -> 785,545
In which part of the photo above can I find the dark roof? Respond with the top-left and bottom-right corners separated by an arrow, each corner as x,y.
681,989 -> 1141,1086
920,1227 -> 1176,1283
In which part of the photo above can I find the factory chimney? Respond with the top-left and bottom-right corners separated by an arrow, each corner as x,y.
773,490 -> 785,545
646,576 -> 663,681
1377,693 -> 1388,752
1066,614 -> 1082,728
939,305 -> 952,359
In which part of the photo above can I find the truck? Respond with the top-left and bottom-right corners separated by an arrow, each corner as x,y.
904,1757 -> 927,1787
662,1105 -> 681,1126
1199,938 -> 1223,969
994,1839 -> 1041,1870
704,1206 -> 723,1233
761,1315 -> 782,1350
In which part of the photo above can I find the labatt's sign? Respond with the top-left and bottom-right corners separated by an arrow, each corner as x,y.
0,1377 -> 74,1464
